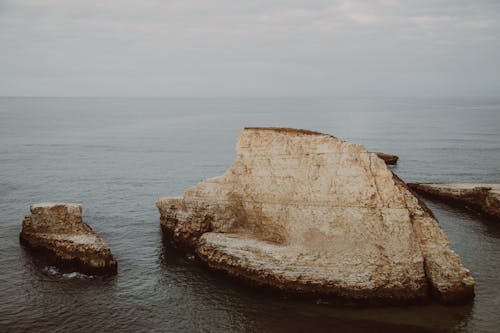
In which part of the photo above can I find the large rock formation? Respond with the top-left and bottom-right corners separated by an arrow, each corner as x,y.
409,183 -> 500,222
157,128 -> 474,303
20,203 -> 117,275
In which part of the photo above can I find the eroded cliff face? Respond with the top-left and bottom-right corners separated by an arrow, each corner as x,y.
20,203 -> 117,275
157,128 -> 474,303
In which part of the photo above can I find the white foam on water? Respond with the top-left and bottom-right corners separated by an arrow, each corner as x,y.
62,271 -> 93,279
42,266 -> 94,279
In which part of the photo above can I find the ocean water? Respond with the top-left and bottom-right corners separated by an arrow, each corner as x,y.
0,97 -> 499,332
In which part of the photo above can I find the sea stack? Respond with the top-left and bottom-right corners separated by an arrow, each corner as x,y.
157,127 -> 474,303
408,183 -> 500,222
20,203 -> 117,275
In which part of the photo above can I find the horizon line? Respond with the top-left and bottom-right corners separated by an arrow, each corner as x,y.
1,95 -> 500,100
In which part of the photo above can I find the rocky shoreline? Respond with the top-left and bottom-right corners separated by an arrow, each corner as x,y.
19,129 -> 487,304
408,183 -> 500,222
157,127 -> 474,304
20,203 -> 117,275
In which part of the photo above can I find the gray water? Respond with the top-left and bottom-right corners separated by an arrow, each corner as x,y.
0,97 -> 499,332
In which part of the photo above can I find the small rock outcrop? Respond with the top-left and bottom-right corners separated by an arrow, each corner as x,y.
20,203 -> 117,275
408,183 -> 500,222
157,127 -> 474,304
375,152 -> 399,165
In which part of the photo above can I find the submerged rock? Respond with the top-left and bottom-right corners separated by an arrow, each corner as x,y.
408,183 -> 500,222
157,127 -> 474,303
20,203 -> 117,275
374,152 -> 399,165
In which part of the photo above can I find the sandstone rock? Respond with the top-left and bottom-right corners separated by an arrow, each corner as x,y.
157,127 -> 474,303
20,203 -> 117,275
374,152 -> 399,165
408,183 -> 500,222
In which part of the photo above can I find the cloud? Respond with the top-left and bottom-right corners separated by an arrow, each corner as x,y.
0,0 -> 499,97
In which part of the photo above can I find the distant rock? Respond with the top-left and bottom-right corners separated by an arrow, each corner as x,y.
157,127 -> 474,304
374,152 -> 399,165
20,203 -> 117,275
408,183 -> 500,222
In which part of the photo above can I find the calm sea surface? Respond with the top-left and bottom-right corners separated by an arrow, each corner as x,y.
1,97 -> 499,332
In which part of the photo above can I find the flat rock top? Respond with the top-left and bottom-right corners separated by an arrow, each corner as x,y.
31,203 -> 82,210
243,127 -> 336,137
30,203 -> 83,217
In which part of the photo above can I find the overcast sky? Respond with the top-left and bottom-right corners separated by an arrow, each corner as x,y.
1,0 -> 499,97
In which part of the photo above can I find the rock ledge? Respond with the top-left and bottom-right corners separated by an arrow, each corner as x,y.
408,183 -> 500,222
374,152 -> 399,165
